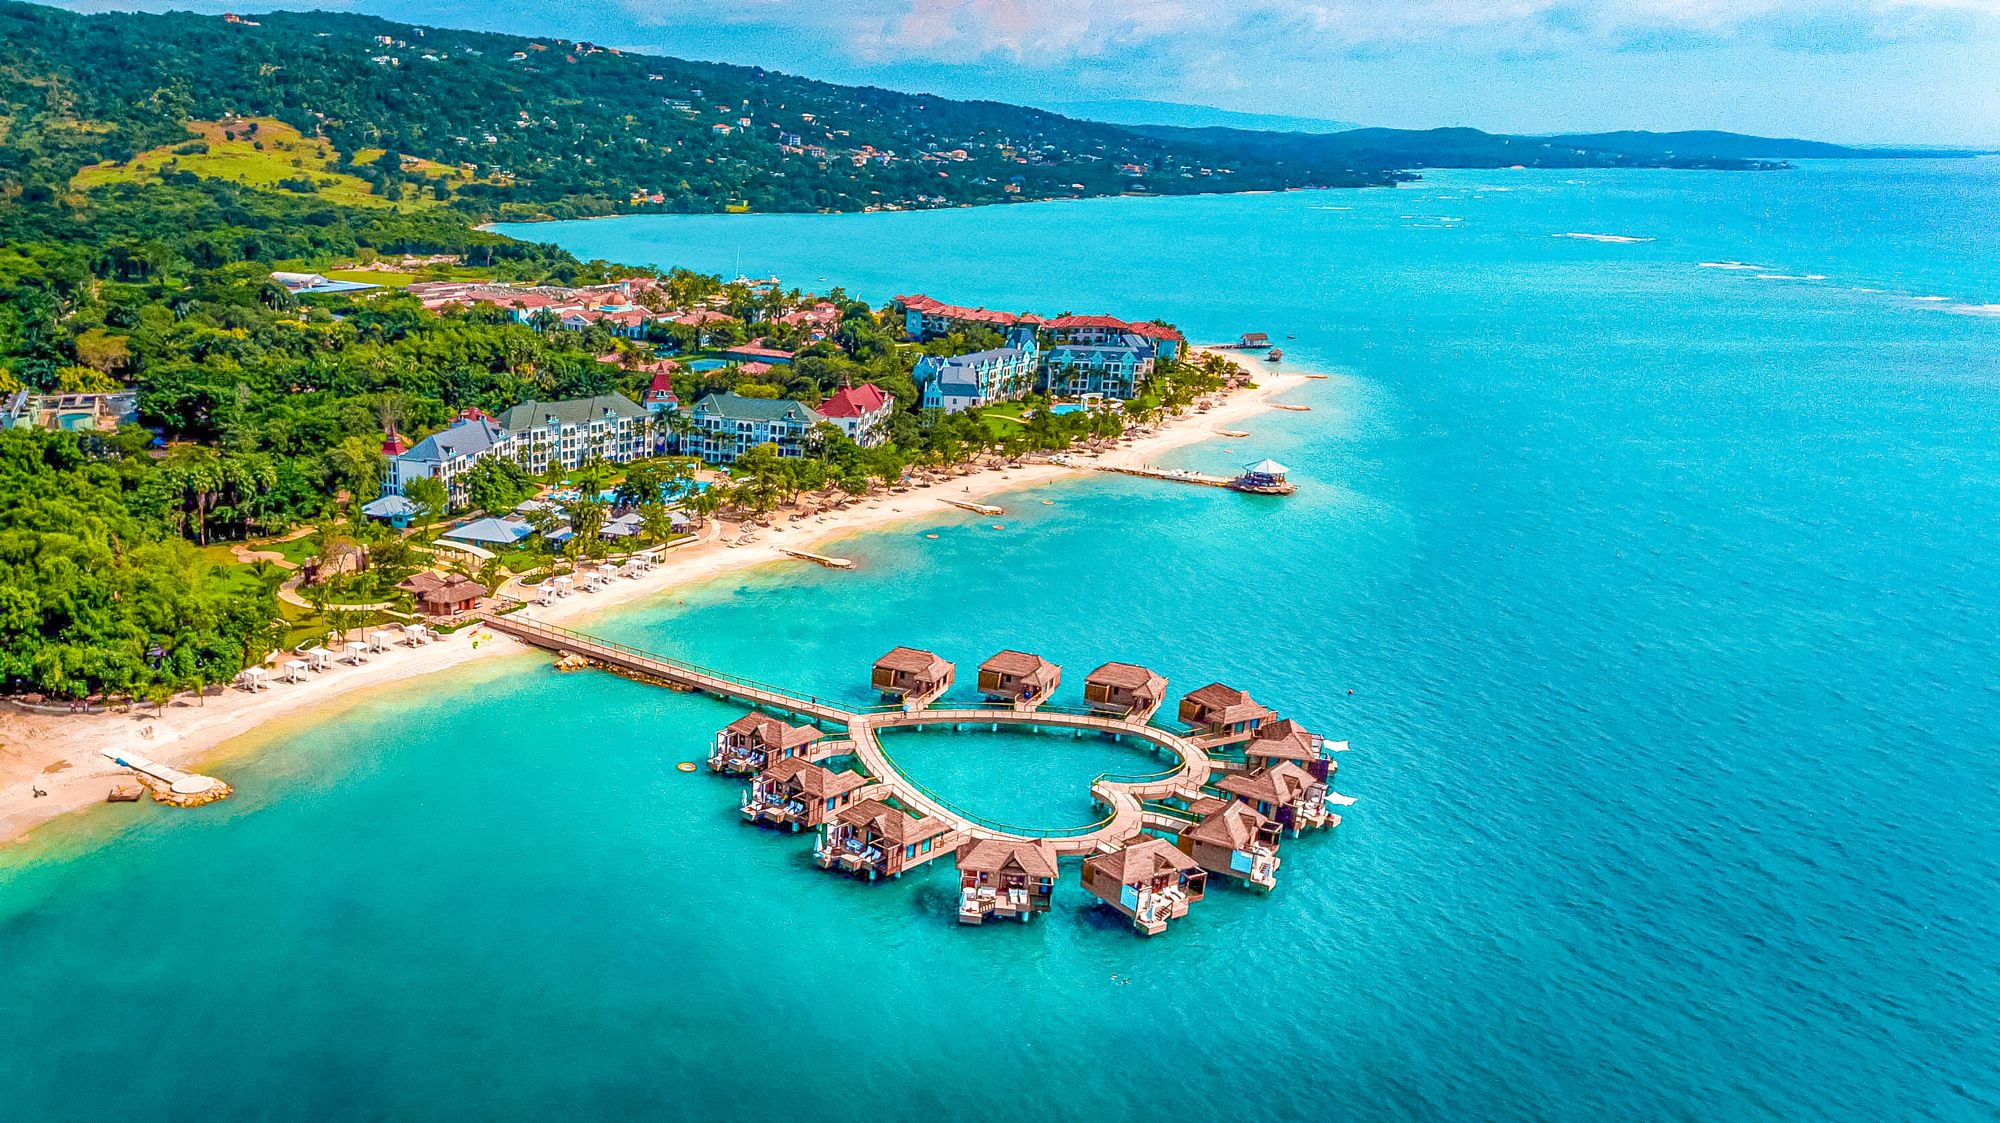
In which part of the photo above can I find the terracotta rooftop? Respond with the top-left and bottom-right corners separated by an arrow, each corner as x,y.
1217,761 -> 1321,807
761,757 -> 867,798
1184,801 -> 1276,851
1087,662 -> 1166,691
836,797 -> 950,846
1182,682 -> 1273,725
1248,719 -> 1320,764
980,650 -> 1055,677
875,646 -> 951,675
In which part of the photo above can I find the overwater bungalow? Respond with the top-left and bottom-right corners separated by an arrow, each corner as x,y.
709,713 -> 826,775
956,838 -> 1059,924
1230,458 -> 1295,495
1081,837 -> 1207,936
1083,662 -> 1169,722
1247,718 -> 1337,781
1179,683 -> 1276,747
1216,760 -> 1332,834
741,757 -> 871,831
871,647 -> 955,709
814,797 -> 959,880
1178,801 -> 1282,891
976,650 -> 1061,710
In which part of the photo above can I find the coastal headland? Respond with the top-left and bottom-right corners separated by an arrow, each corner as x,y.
0,351 -> 1310,848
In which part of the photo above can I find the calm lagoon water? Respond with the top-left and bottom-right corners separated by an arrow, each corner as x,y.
6,162 -> 1999,1121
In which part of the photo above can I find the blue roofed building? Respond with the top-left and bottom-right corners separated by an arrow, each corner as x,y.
1042,332 -> 1156,400
914,329 -> 1040,413
385,414 -> 509,507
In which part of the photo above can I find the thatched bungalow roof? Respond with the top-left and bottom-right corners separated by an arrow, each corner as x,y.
956,837 -> 1059,879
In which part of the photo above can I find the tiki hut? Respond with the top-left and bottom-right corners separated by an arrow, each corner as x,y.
1083,662 -> 1169,721
1216,760 -> 1331,833
1081,837 -> 1206,936
1247,718 -> 1334,780
814,797 -> 959,879
975,650 -> 1061,709
1177,682 -> 1275,746
871,647 -> 955,708
956,838 -> 1060,924
1179,800 -> 1283,891
709,713 -> 826,775
742,757 -> 871,831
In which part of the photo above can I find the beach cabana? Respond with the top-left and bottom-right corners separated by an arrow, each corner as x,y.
1216,760 -> 1331,834
238,666 -> 269,692
281,659 -> 310,684
441,516 -> 535,548
1084,662 -> 1170,722
956,838 -> 1059,925
871,647 -> 955,710
1081,837 -> 1206,936
341,640 -> 369,665
741,757 -> 870,832
814,797 -> 959,880
1178,683 -> 1275,747
1178,801 -> 1283,891
416,578 -> 484,617
708,713 -> 827,775
366,630 -> 397,654
976,650 -> 1061,710
304,646 -> 333,672
552,575 -> 575,597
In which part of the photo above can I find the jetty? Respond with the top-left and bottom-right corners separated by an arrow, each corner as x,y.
781,548 -> 854,569
98,749 -> 232,807
1090,457 -> 1297,496
479,607 -> 1351,935
942,498 -> 1005,516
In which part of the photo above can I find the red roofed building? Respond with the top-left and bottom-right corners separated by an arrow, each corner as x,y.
894,294 -> 1042,340
818,382 -> 893,447
1047,314 -> 1184,361
644,371 -> 680,413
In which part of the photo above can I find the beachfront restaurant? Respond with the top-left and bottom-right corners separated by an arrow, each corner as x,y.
1178,800 -> 1282,892
1083,662 -> 1170,722
955,837 -> 1059,924
975,650 -> 1061,710
871,648 -> 955,710
742,757 -> 871,832
1178,683 -> 1276,747
814,798 -> 959,880
709,713 -> 826,775
1215,760 -> 1332,834
1081,837 -> 1207,936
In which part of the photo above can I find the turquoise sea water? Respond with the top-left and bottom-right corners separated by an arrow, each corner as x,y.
6,162 -> 1999,1121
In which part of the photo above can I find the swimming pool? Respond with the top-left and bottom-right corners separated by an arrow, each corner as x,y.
1048,403 -> 1086,415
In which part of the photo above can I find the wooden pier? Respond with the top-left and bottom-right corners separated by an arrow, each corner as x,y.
780,548 -> 855,569
1092,464 -> 1237,489
941,498 -> 1005,516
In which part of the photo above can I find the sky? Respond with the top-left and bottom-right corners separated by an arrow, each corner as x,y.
54,1 -> 2000,144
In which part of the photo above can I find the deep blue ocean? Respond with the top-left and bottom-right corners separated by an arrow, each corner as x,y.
4,162 -> 1997,1121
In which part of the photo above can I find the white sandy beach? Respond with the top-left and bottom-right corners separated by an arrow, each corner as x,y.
0,353 -> 1310,847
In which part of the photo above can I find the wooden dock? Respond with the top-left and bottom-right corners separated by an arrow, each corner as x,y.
781,548 -> 854,569
1093,464 -> 1236,489
942,498 -> 1005,516
478,610 -> 1219,855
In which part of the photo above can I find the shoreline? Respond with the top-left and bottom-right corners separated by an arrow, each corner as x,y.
0,352 -> 1311,849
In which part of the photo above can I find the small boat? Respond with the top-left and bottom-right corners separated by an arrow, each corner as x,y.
1266,348 -> 1284,362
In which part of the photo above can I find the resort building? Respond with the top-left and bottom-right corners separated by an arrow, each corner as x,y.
871,648 -> 955,709
1041,335 -> 1155,400
1216,761 -> 1332,834
1084,662 -> 1170,722
1178,800 -> 1283,891
1081,837 -> 1207,936
686,392 -> 824,464
1179,683 -> 1276,747
1,389 -> 139,433
914,329 -> 1041,413
956,838 -> 1059,924
893,294 -> 1041,340
741,757 -> 871,832
395,572 -> 485,617
814,798 -> 960,880
493,395 -> 653,473
1045,314 -> 1184,362
709,713 -> 826,775
1246,719 -> 1336,781
976,650 -> 1061,710
816,382 -> 894,448
643,371 -> 680,414
383,414 -> 510,507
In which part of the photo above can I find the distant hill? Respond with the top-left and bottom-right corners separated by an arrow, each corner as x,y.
1541,130 -> 1966,161
1057,99 -> 1360,135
